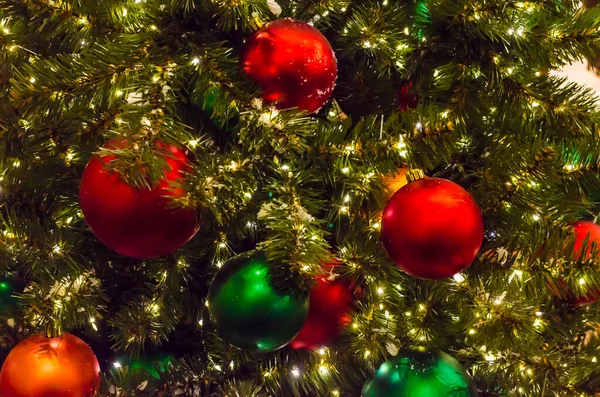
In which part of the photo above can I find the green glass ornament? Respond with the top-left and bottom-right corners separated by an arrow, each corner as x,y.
196,85 -> 239,132
208,251 -> 309,352
129,354 -> 172,379
0,277 -> 20,310
362,350 -> 476,397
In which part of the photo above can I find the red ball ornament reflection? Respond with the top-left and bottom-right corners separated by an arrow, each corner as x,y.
0,333 -> 100,397
290,271 -> 353,350
398,81 -> 418,111
381,178 -> 484,279
242,18 -> 337,113
80,141 -> 200,259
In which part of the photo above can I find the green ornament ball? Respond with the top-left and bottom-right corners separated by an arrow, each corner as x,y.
194,85 -> 239,132
0,276 -> 21,310
207,251 -> 309,352
362,350 -> 476,397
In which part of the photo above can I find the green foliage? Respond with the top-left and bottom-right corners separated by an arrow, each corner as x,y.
2,0 -> 600,395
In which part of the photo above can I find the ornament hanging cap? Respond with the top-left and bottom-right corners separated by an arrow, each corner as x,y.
406,169 -> 425,183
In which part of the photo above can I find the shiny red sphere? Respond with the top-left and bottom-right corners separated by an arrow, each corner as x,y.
572,221 -> 600,259
0,333 -> 100,397
558,221 -> 600,304
290,276 -> 353,350
381,178 -> 484,279
80,141 -> 199,259
241,18 -> 337,113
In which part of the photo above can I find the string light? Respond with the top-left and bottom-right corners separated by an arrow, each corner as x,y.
89,317 -> 98,331
453,273 -> 465,283
291,367 -> 301,377
113,361 -> 122,368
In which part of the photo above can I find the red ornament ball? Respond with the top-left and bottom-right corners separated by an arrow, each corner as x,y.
572,221 -> 600,260
0,333 -> 100,397
398,80 -> 418,111
290,272 -> 353,350
80,141 -> 200,259
550,221 -> 600,305
242,18 -> 337,113
381,178 -> 484,279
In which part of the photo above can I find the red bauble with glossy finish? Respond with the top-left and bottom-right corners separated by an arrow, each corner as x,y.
572,221 -> 600,259
241,18 -> 337,113
557,221 -> 600,304
80,141 -> 199,258
381,178 -> 484,279
290,275 -> 353,350
0,333 -> 100,397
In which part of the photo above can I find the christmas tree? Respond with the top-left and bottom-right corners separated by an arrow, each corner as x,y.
2,0 -> 600,395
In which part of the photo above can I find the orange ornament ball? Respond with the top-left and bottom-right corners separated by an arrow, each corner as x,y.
0,333 -> 100,397
382,168 -> 409,200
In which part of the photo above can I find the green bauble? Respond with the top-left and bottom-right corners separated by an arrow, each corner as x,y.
128,354 -> 172,379
195,85 -> 239,132
362,350 -> 476,397
208,251 -> 309,352
0,277 -> 20,310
